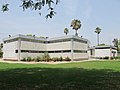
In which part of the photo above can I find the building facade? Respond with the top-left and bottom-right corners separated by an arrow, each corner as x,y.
88,46 -> 117,58
3,34 -> 89,61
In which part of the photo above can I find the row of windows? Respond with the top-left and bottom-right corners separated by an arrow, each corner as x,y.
15,50 -> 71,53
74,50 -> 87,53
15,50 -> 87,53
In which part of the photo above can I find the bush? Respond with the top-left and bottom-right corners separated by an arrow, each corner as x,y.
35,56 -> 42,62
52,57 -> 58,62
59,56 -> 63,61
21,57 -> 26,61
0,52 -> 3,58
64,56 -> 71,61
113,56 -> 120,60
103,56 -> 109,59
26,57 -> 32,62
42,53 -> 51,62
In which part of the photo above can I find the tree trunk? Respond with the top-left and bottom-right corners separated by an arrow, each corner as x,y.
97,34 -> 99,45
75,30 -> 78,36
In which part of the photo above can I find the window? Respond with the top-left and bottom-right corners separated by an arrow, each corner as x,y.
73,50 -> 87,53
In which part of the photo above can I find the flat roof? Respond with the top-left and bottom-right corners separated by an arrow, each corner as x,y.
3,34 -> 88,42
89,45 -> 117,50
3,34 -> 47,41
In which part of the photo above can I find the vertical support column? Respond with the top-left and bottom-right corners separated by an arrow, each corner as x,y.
109,46 -> 112,60
71,39 -> 74,61
18,38 -> 21,61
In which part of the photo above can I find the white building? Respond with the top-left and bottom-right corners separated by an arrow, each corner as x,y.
3,34 -> 89,61
89,46 -> 117,58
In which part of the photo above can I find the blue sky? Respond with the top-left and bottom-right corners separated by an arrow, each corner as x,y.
0,0 -> 120,45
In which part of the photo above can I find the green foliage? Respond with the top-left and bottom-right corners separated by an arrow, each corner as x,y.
42,52 -> 51,62
59,56 -> 63,61
21,57 -> 26,61
26,34 -> 33,36
95,27 -> 101,34
0,52 -> 3,58
102,56 -> 109,60
98,43 -> 106,46
64,56 -> 71,61
26,56 -> 33,62
0,43 -> 3,49
64,28 -> 69,35
52,57 -> 58,62
1,0 -> 60,18
112,56 -> 120,60
70,19 -> 81,36
36,56 -> 42,62
70,19 -> 81,30
112,38 -> 119,52
1,61 -> 120,89
95,27 -> 101,45
1,4 -> 9,12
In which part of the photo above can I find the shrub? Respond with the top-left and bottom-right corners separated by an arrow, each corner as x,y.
0,52 -> 3,58
26,57 -> 32,62
35,56 -> 42,62
113,56 -> 120,60
59,56 -> 63,61
42,53 -> 51,62
21,57 -> 26,61
103,56 -> 109,59
64,56 -> 71,61
52,57 -> 58,62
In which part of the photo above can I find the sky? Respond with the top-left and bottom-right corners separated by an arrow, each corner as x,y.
0,0 -> 120,46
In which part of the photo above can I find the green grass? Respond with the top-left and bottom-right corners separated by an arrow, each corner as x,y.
0,60 -> 120,90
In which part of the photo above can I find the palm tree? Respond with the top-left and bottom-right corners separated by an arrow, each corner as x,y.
95,27 -> 101,45
70,19 -> 81,36
64,28 -> 69,35
112,38 -> 119,52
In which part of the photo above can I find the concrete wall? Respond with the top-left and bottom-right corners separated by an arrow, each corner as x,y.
73,41 -> 87,50
3,41 -> 18,60
21,41 -> 46,50
73,53 -> 88,60
47,41 -> 71,50
73,41 -> 88,60
47,41 -> 71,59
95,48 -> 117,57
95,49 -> 110,57
20,41 -> 46,59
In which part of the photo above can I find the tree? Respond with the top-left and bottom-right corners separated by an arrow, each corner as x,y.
1,0 -> 60,19
70,19 -> 81,36
112,38 -> 119,52
0,43 -> 3,58
0,43 -> 3,49
95,27 -> 101,45
64,28 -> 69,35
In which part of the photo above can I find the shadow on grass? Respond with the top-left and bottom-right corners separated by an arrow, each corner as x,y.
0,68 -> 120,90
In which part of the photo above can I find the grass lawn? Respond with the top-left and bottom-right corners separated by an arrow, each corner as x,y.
0,60 -> 120,90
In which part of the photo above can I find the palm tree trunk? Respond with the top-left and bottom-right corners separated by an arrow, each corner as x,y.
98,34 -> 99,45
75,30 -> 78,36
